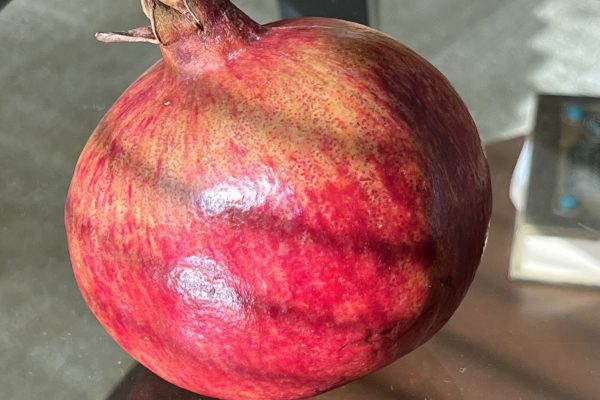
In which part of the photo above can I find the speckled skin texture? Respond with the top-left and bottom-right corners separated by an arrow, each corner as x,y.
65,2 -> 492,399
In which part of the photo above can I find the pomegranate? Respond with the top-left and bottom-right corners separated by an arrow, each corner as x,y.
65,1 -> 492,399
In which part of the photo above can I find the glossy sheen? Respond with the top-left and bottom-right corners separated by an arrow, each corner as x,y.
65,13 -> 492,400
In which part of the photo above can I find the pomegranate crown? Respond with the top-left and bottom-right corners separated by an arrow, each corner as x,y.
96,0 -> 264,73
96,0 -> 262,46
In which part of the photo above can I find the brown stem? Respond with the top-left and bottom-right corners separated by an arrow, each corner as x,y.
97,0 -> 262,46
96,27 -> 158,44
151,0 -> 200,46
97,0 -> 265,75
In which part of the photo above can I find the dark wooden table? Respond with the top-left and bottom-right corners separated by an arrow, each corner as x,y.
109,138 -> 600,400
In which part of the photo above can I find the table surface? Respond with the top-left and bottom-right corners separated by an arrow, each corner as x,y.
107,139 -> 600,399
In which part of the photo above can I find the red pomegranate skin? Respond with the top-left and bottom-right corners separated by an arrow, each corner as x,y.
65,4 -> 492,400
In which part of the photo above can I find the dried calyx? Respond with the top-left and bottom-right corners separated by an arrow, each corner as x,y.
96,0 -> 261,46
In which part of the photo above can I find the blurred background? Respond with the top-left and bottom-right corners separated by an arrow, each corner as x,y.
1,1 -> 599,399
